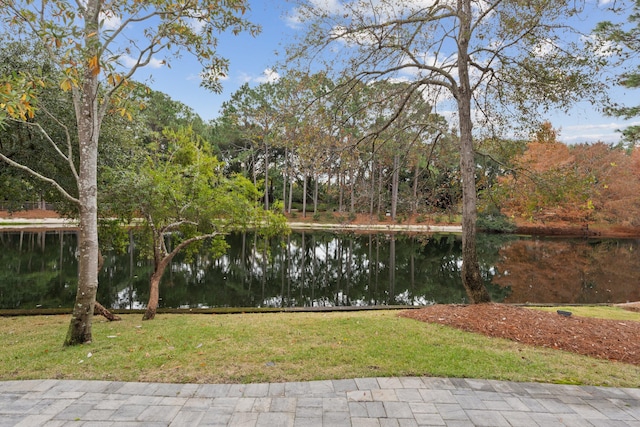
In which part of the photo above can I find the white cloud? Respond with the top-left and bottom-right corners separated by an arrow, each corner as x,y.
286,0 -> 441,30
565,122 -> 630,132
286,0 -> 345,29
330,25 -> 379,46
189,19 -> 206,34
532,38 -> 558,58
237,69 -> 281,84
255,68 -> 281,83
99,10 -> 121,30
284,11 -> 305,29
560,121 -> 640,144
581,34 -> 619,58
187,17 -> 206,34
310,0 -> 345,14
121,54 -> 165,69
238,72 -> 253,83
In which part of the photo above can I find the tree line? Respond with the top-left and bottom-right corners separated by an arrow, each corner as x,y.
0,0 -> 638,345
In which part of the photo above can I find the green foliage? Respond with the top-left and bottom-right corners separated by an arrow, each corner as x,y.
104,124 -> 289,272
103,123 -> 289,319
0,38 -> 77,209
477,206 -> 517,233
137,89 -> 207,141
1,0 -> 262,341
98,219 -> 130,254
594,0 -> 640,146
0,71 -> 40,123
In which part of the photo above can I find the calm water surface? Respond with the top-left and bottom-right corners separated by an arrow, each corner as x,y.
1,230 -> 638,310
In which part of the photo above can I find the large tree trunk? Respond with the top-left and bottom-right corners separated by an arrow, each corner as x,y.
64,4 -> 102,344
457,0 -> 491,304
65,202 -> 99,344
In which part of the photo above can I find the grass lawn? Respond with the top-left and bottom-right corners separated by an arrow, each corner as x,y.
1,309 -> 638,387
534,305 -> 640,320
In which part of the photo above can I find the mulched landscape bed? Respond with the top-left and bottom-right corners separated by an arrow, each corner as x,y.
400,303 -> 640,366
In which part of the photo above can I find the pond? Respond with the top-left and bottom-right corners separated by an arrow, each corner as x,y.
1,230 -> 639,310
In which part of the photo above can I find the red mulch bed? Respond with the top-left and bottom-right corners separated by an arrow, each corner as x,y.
400,303 -> 640,365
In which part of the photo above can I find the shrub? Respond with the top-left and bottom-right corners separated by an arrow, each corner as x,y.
477,208 -> 517,233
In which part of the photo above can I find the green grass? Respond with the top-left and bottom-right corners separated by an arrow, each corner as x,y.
533,305 -> 640,321
0,310 -> 638,387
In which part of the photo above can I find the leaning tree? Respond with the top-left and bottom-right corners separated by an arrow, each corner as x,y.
0,0 -> 258,345
285,0 -> 607,302
104,126 -> 288,321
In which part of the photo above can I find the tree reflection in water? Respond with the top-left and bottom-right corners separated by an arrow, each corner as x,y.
493,238 -> 640,304
0,230 -> 637,310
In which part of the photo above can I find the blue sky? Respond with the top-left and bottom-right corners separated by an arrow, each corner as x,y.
134,0 -> 638,145
129,1 -> 293,124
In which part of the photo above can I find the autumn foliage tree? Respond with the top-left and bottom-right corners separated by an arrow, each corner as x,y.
496,123 -> 640,226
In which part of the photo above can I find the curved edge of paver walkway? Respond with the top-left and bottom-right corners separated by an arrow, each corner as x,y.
0,377 -> 639,426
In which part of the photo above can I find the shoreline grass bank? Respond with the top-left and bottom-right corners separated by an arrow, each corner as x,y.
1,310 -> 638,387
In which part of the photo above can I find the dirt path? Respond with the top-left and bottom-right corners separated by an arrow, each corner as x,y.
3,210 -> 640,237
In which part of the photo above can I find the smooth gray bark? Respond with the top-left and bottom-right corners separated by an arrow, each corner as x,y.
457,0 -> 491,303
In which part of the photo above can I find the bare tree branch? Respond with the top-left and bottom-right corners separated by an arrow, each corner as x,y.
0,152 -> 79,204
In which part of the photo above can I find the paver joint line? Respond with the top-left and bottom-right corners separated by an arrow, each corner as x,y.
0,377 -> 638,426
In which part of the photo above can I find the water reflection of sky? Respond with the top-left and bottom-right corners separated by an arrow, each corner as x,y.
1,231 -> 638,310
